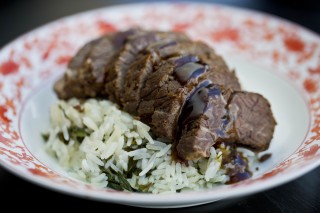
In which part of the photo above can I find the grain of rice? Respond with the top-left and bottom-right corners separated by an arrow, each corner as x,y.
110,163 -> 121,173
156,144 -> 171,157
139,154 -> 156,176
182,173 -> 189,185
157,161 -> 167,170
170,161 -> 175,178
87,153 -> 104,166
82,159 -> 90,172
151,168 -> 166,176
104,157 -> 114,169
101,142 -> 118,159
119,159 -> 128,171
91,173 -> 107,183
86,158 -> 99,173
83,116 -> 98,131
115,136 -> 125,154
127,148 -> 147,157
133,152 -> 151,160
165,165 -> 171,179
153,158 -> 163,168
126,137 -> 133,146
145,144 -> 162,150
135,138 -> 142,145
175,162 -> 182,183
77,170 -> 86,179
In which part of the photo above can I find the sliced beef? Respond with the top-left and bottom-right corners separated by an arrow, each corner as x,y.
226,92 -> 277,151
68,39 -> 100,70
159,41 -> 241,91
138,57 -> 200,139
176,90 -> 276,160
121,36 -> 192,114
54,29 -> 276,162
54,37 -> 104,99
122,52 -> 160,114
104,31 -> 190,105
138,41 -> 240,140
122,39 -> 224,115
54,29 -> 139,99
176,84 -> 230,160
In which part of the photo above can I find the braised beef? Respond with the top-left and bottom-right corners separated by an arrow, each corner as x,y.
122,52 -> 160,114
138,41 -> 241,140
227,92 -> 277,151
104,31 -> 190,104
159,41 -> 241,90
177,90 -> 276,160
54,29 -> 139,99
122,35 -> 191,114
54,29 -> 276,163
176,84 -> 230,160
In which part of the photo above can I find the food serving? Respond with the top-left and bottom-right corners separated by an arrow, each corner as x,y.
43,29 -> 276,193
1,2 -> 318,207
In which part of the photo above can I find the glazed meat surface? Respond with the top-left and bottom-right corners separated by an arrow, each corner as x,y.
55,29 -> 276,160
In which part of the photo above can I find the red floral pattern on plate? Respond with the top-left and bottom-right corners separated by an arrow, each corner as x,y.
0,3 -> 319,205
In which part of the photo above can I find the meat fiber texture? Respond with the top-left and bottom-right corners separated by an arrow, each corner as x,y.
54,29 -> 276,160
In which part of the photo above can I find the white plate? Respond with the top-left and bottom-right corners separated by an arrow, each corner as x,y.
0,2 -> 319,208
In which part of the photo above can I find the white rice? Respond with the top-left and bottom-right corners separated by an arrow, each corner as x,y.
45,98 -> 254,194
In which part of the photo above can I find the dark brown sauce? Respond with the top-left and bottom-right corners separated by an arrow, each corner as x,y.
178,80 -> 212,128
217,142 -> 252,184
172,55 -> 199,67
225,152 -> 252,184
173,140 -> 252,184
174,62 -> 207,84
228,171 -> 252,184
173,80 -> 213,157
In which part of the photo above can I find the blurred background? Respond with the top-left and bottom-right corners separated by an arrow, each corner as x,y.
0,0 -> 320,47
0,0 -> 320,212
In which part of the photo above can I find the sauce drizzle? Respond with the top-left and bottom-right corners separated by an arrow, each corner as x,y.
175,62 -> 207,84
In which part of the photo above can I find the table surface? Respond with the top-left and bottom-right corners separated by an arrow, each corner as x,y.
1,0 -> 320,212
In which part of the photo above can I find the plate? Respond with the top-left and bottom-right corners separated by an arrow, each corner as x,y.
0,2 -> 319,208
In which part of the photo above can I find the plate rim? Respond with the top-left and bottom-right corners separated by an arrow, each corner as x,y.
0,1 -> 320,207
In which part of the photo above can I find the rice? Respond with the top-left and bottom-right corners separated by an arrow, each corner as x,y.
44,98 -> 254,193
